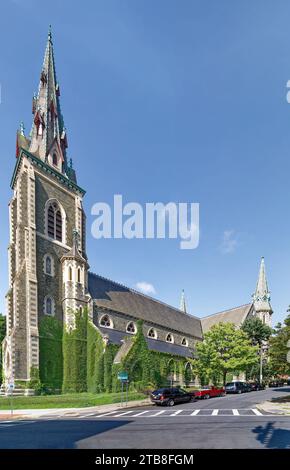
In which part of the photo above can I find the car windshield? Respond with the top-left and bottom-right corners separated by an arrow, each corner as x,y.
226,382 -> 235,386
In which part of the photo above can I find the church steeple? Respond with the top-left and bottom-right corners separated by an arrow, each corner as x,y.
253,257 -> 272,324
180,289 -> 187,313
29,27 -> 69,176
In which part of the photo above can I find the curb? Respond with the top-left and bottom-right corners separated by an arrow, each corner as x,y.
0,398 -> 151,419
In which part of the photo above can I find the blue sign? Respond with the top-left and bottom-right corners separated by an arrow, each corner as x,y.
118,372 -> 128,381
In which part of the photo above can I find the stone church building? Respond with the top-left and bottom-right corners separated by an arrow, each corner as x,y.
2,31 -> 272,389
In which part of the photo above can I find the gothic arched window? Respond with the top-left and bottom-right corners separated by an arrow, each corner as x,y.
100,314 -> 112,328
46,201 -> 63,242
68,266 -> 72,281
181,337 -> 188,347
44,296 -> 54,316
166,333 -> 174,343
126,321 -> 136,334
77,268 -> 81,283
44,255 -> 53,276
148,328 -> 157,339
52,152 -> 58,166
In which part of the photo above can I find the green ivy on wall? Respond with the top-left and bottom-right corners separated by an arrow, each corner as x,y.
112,320 -> 191,392
39,316 -> 63,390
62,309 -> 88,393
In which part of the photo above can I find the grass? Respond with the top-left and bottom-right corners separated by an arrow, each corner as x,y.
0,391 -> 146,410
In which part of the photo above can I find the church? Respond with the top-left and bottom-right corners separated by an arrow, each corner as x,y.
2,31 -> 273,392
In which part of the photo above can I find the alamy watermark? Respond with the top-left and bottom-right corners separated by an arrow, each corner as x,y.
91,195 -> 199,250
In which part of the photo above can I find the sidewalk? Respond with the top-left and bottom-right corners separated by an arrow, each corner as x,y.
257,400 -> 290,415
0,397 -> 151,420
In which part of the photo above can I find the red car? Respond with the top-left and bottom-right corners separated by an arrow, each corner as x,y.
194,386 -> 225,399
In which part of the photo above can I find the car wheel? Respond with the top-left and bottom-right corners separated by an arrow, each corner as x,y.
238,390 -> 242,394
167,399 -> 175,407
204,394 -> 210,400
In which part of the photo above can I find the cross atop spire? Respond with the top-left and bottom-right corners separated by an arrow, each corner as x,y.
253,257 -> 272,313
29,27 -> 70,177
180,289 -> 187,313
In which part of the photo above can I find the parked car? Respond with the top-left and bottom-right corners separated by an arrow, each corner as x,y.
194,386 -> 225,399
150,387 -> 195,406
225,381 -> 248,394
248,382 -> 265,391
268,380 -> 285,388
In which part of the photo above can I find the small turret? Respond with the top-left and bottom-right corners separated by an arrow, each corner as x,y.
61,229 -> 89,330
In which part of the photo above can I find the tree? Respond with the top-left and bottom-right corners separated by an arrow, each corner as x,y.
242,317 -> 272,382
0,313 -> 6,384
268,313 -> 290,377
242,317 -> 272,346
193,322 -> 258,386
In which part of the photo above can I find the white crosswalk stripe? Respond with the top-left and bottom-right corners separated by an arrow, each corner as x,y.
132,410 -> 150,417
232,409 -> 240,416
151,410 -> 166,417
190,409 -> 200,416
212,409 -> 219,415
251,408 -> 263,416
169,409 -> 183,416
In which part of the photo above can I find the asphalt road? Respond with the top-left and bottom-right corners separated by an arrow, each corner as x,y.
1,386 -> 290,449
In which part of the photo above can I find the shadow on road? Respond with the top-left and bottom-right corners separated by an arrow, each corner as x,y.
0,419 -> 130,449
253,422 -> 290,449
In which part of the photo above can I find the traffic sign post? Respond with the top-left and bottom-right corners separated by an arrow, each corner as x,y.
7,377 -> 15,417
118,372 -> 129,407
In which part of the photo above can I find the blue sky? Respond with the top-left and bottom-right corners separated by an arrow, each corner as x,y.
1,0 -> 290,325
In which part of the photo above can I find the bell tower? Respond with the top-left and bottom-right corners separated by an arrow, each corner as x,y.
2,28 -> 87,386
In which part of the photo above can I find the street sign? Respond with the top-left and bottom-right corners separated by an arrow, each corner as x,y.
118,372 -> 128,381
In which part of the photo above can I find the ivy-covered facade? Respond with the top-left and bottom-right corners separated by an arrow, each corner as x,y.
37,313 -> 194,393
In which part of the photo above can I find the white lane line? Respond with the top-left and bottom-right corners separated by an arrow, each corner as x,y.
190,409 -> 200,416
212,409 -> 219,416
169,409 -> 183,416
252,408 -> 263,416
96,411 -> 120,418
132,410 -> 150,417
114,411 -> 134,417
232,409 -> 240,416
150,410 -> 166,417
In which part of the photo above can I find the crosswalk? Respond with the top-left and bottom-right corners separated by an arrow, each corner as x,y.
40,407 -> 267,420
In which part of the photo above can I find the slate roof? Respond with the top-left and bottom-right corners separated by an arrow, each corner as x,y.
201,303 -> 253,333
89,272 -> 203,339
98,326 -> 194,359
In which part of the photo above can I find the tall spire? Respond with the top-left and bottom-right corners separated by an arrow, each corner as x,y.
29,27 -> 69,175
180,289 -> 187,313
253,257 -> 272,313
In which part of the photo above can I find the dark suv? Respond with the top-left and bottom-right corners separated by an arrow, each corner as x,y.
225,381 -> 248,394
150,387 -> 195,406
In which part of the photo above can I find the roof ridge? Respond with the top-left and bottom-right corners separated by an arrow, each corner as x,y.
201,303 -> 253,320
88,271 -> 201,321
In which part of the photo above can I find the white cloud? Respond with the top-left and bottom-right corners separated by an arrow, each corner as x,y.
135,281 -> 156,295
220,230 -> 239,254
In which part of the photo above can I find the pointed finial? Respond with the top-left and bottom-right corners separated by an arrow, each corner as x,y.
48,25 -> 52,42
19,121 -> 25,136
180,289 -> 187,313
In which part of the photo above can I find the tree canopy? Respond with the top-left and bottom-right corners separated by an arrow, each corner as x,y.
193,322 -> 258,385
241,317 -> 272,346
269,313 -> 290,376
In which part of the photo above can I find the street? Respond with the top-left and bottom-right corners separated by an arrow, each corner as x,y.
0,387 -> 290,449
